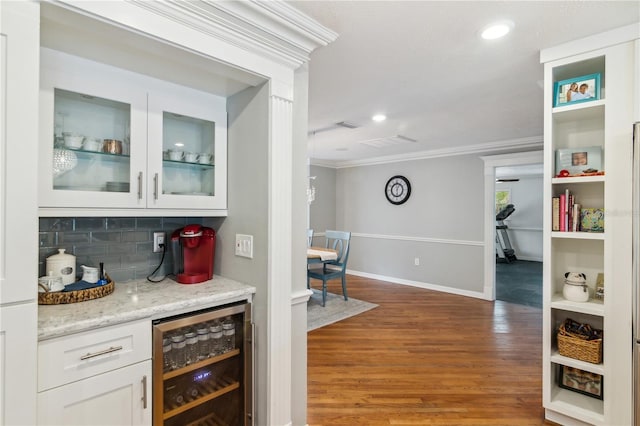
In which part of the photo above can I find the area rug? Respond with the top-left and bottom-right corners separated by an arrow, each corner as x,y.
307,290 -> 378,331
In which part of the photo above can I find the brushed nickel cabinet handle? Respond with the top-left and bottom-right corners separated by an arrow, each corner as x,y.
79,345 -> 123,360
142,375 -> 148,409
137,172 -> 143,200
153,173 -> 159,200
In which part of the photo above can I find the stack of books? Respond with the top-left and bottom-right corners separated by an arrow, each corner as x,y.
552,189 -> 604,232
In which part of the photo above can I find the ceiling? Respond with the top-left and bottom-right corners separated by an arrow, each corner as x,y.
287,1 -> 639,168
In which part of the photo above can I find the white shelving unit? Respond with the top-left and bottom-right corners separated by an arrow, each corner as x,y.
541,25 -> 638,426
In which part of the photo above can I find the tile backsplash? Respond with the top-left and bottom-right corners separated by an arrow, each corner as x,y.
39,217 -> 204,283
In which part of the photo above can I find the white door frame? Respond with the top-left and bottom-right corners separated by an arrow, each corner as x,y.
480,150 -> 543,300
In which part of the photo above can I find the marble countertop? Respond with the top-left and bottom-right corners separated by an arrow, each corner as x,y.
38,275 -> 256,340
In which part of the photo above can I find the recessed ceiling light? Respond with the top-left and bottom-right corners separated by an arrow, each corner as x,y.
372,114 -> 386,122
175,142 -> 184,147
481,20 -> 514,40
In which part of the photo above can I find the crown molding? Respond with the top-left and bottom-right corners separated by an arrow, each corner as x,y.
130,0 -> 338,69
309,136 -> 544,169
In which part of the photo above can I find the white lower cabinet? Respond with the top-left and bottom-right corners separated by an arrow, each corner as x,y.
37,320 -> 152,426
37,360 -> 152,426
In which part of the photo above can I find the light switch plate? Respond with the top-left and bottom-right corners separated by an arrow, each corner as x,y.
235,234 -> 254,259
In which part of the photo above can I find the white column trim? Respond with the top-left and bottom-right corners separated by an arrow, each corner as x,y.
267,93 -> 293,426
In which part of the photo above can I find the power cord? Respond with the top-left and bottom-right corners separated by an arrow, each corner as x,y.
147,242 -> 168,283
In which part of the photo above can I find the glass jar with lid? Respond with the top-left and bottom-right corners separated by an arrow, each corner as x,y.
221,317 -> 236,353
196,327 -> 210,361
209,322 -> 223,356
170,334 -> 186,370
162,338 -> 173,372
184,331 -> 198,365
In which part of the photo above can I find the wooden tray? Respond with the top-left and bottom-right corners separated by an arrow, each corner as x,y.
38,278 -> 114,305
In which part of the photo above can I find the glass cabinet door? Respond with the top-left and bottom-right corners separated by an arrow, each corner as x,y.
39,49 -> 148,210
53,88 -> 131,193
161,112 -> 216,197
148,87 -> 227,211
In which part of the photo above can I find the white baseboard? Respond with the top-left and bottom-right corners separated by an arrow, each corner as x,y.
346,269 -> 488,301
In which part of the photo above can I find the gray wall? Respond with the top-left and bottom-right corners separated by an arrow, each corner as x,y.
309,165 -> 336,243
218,82 -> 270,425
38,216 -> 202,282
312,154 -> 486,294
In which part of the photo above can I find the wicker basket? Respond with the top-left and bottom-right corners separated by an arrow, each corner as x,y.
38,278 -> 114,305
557,323 -> 603,364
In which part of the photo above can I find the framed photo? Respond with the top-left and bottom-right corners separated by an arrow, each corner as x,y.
553,73 -> 601,107
558,365 -> 603,400
580,208 -> 604,233
555,146 -> 602,176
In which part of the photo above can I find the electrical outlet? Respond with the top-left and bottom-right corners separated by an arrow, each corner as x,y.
414,257 -> 420,266
153,232 -> 165,253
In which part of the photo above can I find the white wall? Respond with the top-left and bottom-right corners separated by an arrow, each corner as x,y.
496,175 -> 543,261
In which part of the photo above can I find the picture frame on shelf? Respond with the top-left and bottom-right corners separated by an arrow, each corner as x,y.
555,146 -> 602,176
553,73 -> 601,107
580,208 -> 605,232
558,365 -> 603,400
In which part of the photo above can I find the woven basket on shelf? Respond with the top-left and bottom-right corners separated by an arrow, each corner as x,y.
38,278 -> 114,305
557,323 -> 602,364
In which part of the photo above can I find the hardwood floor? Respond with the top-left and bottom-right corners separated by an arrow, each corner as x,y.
307,275 -> 555,426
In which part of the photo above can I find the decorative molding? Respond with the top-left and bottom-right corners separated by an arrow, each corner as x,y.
291,289 -> 313,305
540,23 -> 640,64
352,232 -> 483,247
310,135 -> 543,169
130,0 -> 337,69
346,270 -> 489,301
267,94 -> 294,426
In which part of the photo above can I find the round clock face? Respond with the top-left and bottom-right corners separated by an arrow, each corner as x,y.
385,175 -> 411,205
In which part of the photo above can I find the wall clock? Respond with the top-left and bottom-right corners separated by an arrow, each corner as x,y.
385,175 -> 411,205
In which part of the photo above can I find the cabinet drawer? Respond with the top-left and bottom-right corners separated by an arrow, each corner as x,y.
38,319 -> 151,391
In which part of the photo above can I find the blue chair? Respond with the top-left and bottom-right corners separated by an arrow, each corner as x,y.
307,230 -> 351,307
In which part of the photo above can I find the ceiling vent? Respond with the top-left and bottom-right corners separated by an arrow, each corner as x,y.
359,134 -> 417,149
335,121 -> 360,129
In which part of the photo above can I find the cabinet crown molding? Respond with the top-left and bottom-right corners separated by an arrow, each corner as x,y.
130,0 -> 337,69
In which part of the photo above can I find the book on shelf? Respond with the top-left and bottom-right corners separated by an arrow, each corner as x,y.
552,197 -> 560,231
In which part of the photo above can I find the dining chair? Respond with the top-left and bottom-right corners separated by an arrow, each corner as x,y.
307,229 -> 314,247
307,230 -> 351,307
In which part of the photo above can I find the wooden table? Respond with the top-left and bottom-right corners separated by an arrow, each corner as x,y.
307,247 -> 338,263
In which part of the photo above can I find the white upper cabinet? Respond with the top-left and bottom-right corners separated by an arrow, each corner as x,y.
38,48 -> 228,214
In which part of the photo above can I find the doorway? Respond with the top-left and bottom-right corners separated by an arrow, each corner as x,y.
481,151 -> 543,305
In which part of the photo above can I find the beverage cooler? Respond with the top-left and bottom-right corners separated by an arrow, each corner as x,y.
152,302 -> 253,425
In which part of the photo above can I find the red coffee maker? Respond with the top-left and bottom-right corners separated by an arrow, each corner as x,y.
170,224 -> 215,284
